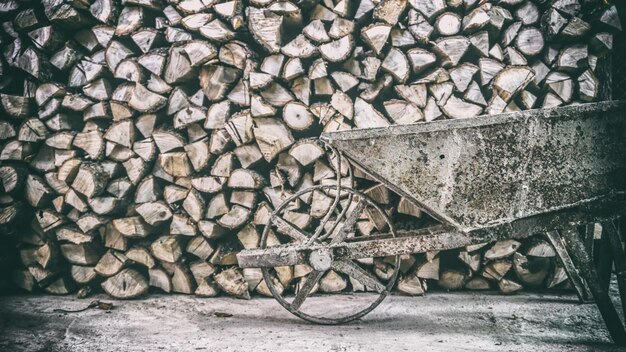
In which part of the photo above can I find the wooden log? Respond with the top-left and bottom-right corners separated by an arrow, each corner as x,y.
101,268 -> 148,299
214,267 -> 250,299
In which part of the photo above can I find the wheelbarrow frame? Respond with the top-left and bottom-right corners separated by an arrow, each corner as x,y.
236,101 -> 626,345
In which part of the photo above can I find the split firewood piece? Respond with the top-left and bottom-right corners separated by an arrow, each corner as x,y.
206,193 -> 230,221
409,0 -> 445,21
458,250 -> 481,272
465,276 -> 490,290
283,102 -> 315,131
547,264 -> 569,289
218,205 -> 250,229
128,83 -> 167,113
397,272 -> 425,296
464,81 -> 486,106
170,213 -> 197,236
214,267 -> 250,299
247,6 -> 283,53
73,130 -> 105,160
125,247 -> 155,269
438,268 -> 468,290
556,44 -> 588,71
371,0 -> 406,25
512,252 -> 550,288
498,279 -> 523,294
282,35 -> 317,59
319,270 -> 347,293
25,175 -> 53,208
101,268 -> 148,299
484,240 -> 521,260
383,99 -> 422,125
597,5 -> 621,32
449,63 -> 478,93
151,235 -> 183,263
435,12 -> 461,36
492,66 -> 534,102
260,82 -> 294,107
515,27 -> 544,57
243,268 -> 263,292
56,226 -> 94,244
198,220 -> 227,239
192,176 -> 225,194
149,268 -> 172,293
482,259 -> 513,281
303,19 -> 330,43
415,257 -> 439,280
20,243 -> 57,269
317,35 -> 353,63
71,265 -> 97,285
463,7 -> 489,32
479,58 -> 504,86
577,69 -> 598,102
433,36 -> 470,67
354,98 -> 390,129
136,201 -> 172,226
199,19 -> 235,41
397,197 -> 422,218
381,48 -> 409,83
112,217 -> 153,239
395,84 -> 427,108
199,65 -> 241,102
289,140 -> 324,167
522,239 -> 556,260
171,264 -> 195,294
228,169 -> 265,190
442,96 -> 483,119
95,250 -> 129,277
159,152 -> 193,177
361,23 -> 391,56
60,242 -> 102,266
195,278 -> 220,297
253,118 -> 295,162
545,72 -> 573,103
182,189 -> 204,222
71,163 -> 108,199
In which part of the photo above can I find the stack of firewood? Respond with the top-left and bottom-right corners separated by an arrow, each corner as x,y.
0,0 -> 620,299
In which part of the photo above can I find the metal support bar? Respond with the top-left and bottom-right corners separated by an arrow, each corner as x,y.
597,225 -> 614,293
238,226 -> 491,268
545,230 -> 592,303
603,221 -> 626,320
557,226 -> 626,346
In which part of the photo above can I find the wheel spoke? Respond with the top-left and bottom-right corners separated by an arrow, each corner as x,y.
332,259 -> 386,293
272,214 -> 309,242
330,197 -> 367,245
291,270 -> 324,310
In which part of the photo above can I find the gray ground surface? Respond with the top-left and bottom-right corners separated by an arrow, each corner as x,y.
0,290 -> 623,352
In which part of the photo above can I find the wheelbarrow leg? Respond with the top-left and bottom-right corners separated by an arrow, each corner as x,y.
555,227 -> 626,346
597,224 -> 615,293
603,220 -> 626,320
545,230 -> 592,302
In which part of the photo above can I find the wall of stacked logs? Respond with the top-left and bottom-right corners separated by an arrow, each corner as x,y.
0,0 -> 621,299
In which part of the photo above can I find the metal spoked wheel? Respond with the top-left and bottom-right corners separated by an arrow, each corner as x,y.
260,184 -> 400,325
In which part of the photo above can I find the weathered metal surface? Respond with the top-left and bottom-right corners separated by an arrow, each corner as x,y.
321,101 -> 626,232
556,226 -> 626,345
238,199 -> 626,268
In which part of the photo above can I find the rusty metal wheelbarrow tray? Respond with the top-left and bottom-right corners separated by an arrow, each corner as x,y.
237,101 -> 626,344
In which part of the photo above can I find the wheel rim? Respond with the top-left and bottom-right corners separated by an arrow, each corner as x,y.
260,184 -> 400,325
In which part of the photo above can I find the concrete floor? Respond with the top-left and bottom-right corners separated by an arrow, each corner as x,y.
0,290 -> 624,352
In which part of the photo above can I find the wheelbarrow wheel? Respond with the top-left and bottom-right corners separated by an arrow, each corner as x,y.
260,184 -> 400,325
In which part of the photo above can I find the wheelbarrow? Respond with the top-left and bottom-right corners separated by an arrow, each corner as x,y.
236,101 -> 626,345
